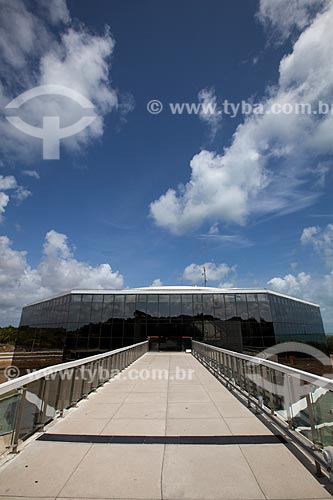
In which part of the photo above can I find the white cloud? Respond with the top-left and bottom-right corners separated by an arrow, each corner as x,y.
257,0 -> 329,41
0,175 -> 17,190
183,262 -> 236,285
38,0 -> 71,25
198,87 -> 221,138
0,193 -> 9,222
301,223 -> 333,267
0,174 -> 30,219
0,230 -> 124,326
151,278 -> 162,287
150,3 -> 333,234
22,170 -> 40,179
0,0 -> 120,161
268,272 -> 311,296
301,225 -> 320,244
13,186 -> 32,204
150,149 -> 268,234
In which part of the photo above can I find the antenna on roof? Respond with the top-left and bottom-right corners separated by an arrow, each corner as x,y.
202,266 -> 207,287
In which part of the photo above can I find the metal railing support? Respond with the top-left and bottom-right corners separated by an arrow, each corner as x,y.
9,387 -> 27,454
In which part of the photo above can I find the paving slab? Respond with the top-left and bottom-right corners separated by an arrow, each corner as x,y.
67,401 -> 121,419
214,399 -> 254,418
224,416 -> 272,435
113,402 -> 166,419
168,390 -> 211,402
48,416 -> 110,435
166,417 -> 232,436
124,391 -> 168,403
240,443 -> 331,499
161,444 -> 266,500
0,441 -> 91,498
167,401 -> 221,419
58,443 -> 164,499
101,418 -> 166,435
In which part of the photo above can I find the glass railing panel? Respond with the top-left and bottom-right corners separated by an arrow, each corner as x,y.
0,391 -> 19,454
18,379 -> 44,440
307,386 -> 333,448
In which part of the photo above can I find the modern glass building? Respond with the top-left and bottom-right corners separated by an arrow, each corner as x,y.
17,286 -> 326,362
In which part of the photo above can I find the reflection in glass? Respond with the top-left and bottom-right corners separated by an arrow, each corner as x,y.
146,295 -> 158,317
181,294 -> 193,316
124,295 -> 136,319
113,295 -> 125,319
203,295 -> 214,317
235,294 -> 248,320
225,295 -> 236,320
158,295 -> 170,318
18,289 -> 327,362
247,294 -> 260,322
170,295 -> 181,317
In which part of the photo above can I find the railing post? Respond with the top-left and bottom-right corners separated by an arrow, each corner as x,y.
9,386 -> 27,454
69,367 -> 78,406
35,378 -> 49,430
305,393 -> 324,477
55,373 -> 65,417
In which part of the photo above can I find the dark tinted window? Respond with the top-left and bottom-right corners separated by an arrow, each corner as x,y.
235,294 -> 248,320
158,295 -> 170,318
182,295 -> 193,316
225,295 -> 236,320
247,294 -> 260,322
146,295 -> 158,317
170,295 -> 181,317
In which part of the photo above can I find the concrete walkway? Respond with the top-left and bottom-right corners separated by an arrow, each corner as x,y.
0,352 -> 331,500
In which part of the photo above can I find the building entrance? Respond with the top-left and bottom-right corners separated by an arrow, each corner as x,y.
148,335 -> 192,352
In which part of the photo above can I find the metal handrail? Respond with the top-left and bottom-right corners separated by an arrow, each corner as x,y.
192,341 -> 333,389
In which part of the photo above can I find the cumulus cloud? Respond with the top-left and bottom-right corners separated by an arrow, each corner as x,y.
0,0 -> 121,161
150,3 -> 333,234
0,175 -> 17,190
0,193 -> 9,222
257,0 -> 329,41
0,230 -> 124,325
151,278 -> 163,287
198,87 -> 221,139
301,223 -> 333,267
268,272 -> 311,296
183,262 -> 236,285
0,174 -> 30,219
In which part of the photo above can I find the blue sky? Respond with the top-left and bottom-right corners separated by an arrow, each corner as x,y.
0,0 -> 333,331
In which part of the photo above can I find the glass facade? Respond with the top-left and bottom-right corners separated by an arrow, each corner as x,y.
17,288 -> 326,362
